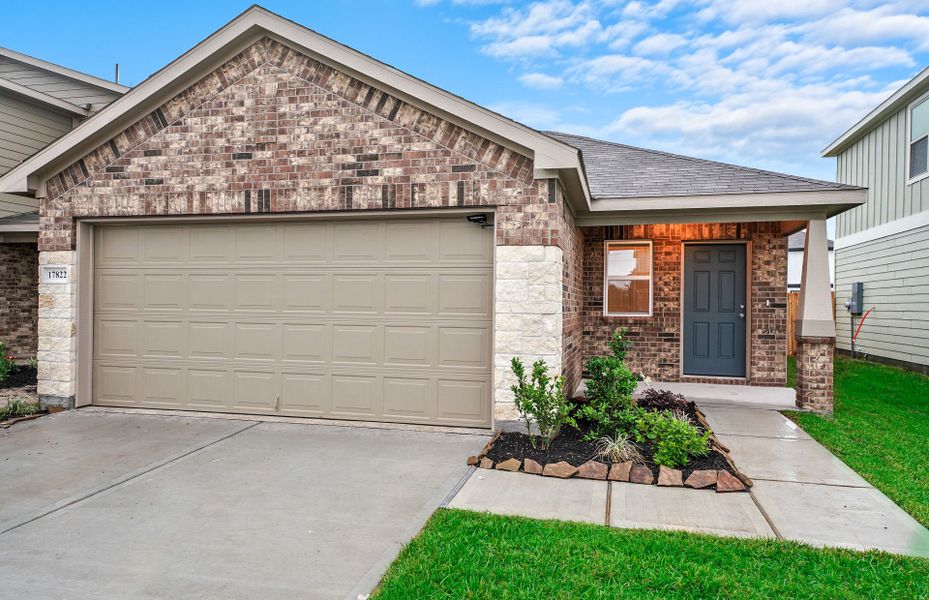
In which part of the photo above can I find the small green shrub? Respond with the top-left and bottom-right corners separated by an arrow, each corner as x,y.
632,409 -> 711,468
577,329 -> 638,439
0,399 -> 43,422
510,357 -> 574,450
0,342 -> 13,384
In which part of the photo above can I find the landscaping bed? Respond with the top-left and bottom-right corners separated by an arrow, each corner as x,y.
0,364 -> 43,428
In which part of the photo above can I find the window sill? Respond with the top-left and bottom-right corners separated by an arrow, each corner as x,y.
906,171 -> 929,187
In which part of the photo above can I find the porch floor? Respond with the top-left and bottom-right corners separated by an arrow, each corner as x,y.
635,382 -> 797,410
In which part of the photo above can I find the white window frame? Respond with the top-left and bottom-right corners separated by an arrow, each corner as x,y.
906,89 -> 929,186
603,240 -> 653,317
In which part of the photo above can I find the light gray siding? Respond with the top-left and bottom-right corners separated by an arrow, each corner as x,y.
836,106 -> 929,238
0,56 -> 121,112
0,90 -> 72,217
835,223 -> 929,367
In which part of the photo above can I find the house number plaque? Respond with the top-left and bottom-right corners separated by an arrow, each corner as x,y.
40,265 -> 70,284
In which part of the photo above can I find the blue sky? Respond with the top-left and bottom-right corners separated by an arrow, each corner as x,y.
5,1 -> 929,181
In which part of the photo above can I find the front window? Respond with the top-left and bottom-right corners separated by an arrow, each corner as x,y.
604,241 -> 652,316
910,97 -> 929,180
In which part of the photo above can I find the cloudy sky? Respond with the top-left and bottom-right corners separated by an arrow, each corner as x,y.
6,0 -> 929,180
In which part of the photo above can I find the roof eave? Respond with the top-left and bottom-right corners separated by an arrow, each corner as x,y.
0,46 -> 129,94
0,77 -> 89,117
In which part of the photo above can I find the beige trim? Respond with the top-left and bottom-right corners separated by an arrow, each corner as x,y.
824,64 -> 929,157
577,209 -> 835,227
76,221 -> 93,407
589,189 -> 865,213
0,46 -> 128,94
602,239 -> 653,318
678,240 -> 752,380
0,6 -> 588,208
0,78 -> 90,117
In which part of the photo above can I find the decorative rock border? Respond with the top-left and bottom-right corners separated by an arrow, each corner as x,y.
466,405 -> 753,493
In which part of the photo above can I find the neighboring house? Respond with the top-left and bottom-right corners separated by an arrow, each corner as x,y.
0,47 -> 126,358
0,6 -> 864,427
823,66 -> 929,374
787,230 -> 834,291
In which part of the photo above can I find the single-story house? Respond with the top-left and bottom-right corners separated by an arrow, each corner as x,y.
787,230 -> 834,291
0,46 -> 126,358
0,6 -> 865,428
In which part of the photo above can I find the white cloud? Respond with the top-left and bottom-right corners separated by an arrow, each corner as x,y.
568,54 -> 664,92
470,0 -> 604,57
801,6 -> 929,50
696,0 -> 845,25
519,72 -> 565,89
634,33 -> 687,55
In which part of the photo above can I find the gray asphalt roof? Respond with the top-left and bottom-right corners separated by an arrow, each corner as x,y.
788,230 -> 835,251
545,131 -> 862,200
0,211 -> 38,227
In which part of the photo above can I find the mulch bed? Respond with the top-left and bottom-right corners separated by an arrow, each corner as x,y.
1,365 -> 38,389
470,397 -> 752,492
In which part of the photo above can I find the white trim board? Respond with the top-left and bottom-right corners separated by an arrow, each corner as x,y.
835,210 -> 929,249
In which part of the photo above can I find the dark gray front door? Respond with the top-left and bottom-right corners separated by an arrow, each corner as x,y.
683,244 -> 746,377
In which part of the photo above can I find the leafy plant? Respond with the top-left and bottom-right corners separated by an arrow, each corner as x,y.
510,357 -> 574,450
594,434 -> 642,463
0,399 -> 43,422
576,329 -> 638,439
26,356 -> 38,370
632,409 -> 711,468
0,343 -> 13,384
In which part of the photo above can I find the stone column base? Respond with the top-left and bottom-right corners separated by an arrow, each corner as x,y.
39,395 -> 75,410
795,336 -> 834,413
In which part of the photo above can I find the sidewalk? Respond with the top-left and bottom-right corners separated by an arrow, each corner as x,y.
448,402 -> 929,557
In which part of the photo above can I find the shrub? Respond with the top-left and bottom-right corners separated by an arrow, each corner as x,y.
577,329 -> 638,439
632,409 -> 711,468
510,357 -> 574,450
0,399 -> 43,421
0,343 -> 13,384
638,388 -> 691,412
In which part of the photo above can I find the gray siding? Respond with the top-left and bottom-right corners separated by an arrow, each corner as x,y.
0,56 -> 121,112
835,222 -> 929,367
836,107 -> 929,238
0,90 -> 71,217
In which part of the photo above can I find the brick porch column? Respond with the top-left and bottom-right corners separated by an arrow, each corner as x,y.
795,219 -> 835,412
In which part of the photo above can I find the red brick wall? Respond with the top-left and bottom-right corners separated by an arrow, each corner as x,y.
557,184 -> 584,397
0,243 -> 38,358
40,38 -> 565,252
582,223 -> 787,385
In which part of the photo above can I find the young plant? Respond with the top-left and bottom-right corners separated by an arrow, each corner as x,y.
510,357 -> 573,450
594,434 -> 642,464
0,343 -> 13,384
0,399 -> 43,422
632,409 -> 711,469
577,329 -> 638,439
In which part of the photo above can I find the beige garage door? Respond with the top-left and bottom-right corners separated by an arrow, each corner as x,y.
92,217 -> 493,427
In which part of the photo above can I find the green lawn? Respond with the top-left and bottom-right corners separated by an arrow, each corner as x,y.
374,509 -> 929,599
785,356 -> 929,528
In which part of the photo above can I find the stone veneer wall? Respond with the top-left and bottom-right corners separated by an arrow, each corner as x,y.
36,250 -> 76,405
0,243 -> 39,358
36,37 -> 576,417
583,223 -> 787,385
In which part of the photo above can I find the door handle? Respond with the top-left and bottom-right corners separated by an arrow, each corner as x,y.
739,313 -> 745,319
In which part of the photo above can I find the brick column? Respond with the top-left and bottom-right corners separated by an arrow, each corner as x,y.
795,336 -> 834,412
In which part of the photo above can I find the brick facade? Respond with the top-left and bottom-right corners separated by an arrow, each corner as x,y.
41,38 -> 567,253
795,336 -> 834,412
0,243 -> 39,358
581,223 -> 787,385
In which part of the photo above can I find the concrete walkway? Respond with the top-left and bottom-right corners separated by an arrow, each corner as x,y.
0,410 -> 489,600
450,401 -> 929,557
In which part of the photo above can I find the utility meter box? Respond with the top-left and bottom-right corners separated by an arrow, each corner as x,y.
849,282 -> 864,315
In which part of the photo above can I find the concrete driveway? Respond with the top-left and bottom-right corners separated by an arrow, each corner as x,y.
0,410 -> 488,600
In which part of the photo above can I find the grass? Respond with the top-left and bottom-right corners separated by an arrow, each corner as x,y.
784,356 -> 929,528
0,399 -> 43,422
374,508 -> 929,599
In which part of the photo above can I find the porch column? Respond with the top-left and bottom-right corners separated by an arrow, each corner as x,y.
795,218 -> 835,413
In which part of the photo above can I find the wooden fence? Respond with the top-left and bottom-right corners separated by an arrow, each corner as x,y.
786,291 -> 836,356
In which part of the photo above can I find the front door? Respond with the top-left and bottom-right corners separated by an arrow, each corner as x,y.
683,244 -> 746,377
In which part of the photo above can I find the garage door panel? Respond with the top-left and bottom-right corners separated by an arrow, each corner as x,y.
189,322 -> 233,359
142,321 -> 186,358
93,218 -> 492,427
383,377 -> 433,420
189,274 -> 234,311
188,369 -> 232,408
281,372 -> 330,414
283,324 -> 329,362
234,323 -> 281,361
96,320 -> 139,357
